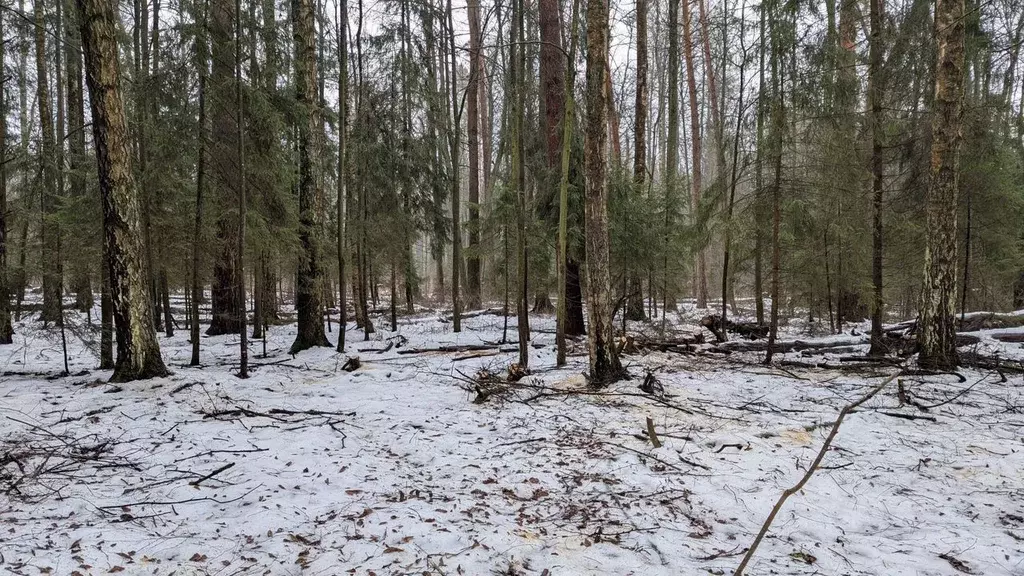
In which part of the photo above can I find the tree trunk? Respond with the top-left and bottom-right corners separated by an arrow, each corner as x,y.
190,0 -> 207,366
583,0 -> 622,384
36,0 -> 63,325
207,0 -> 242,336
77,0 -> 168,381
466,0 -> 483,309
513,0 -> 529,368
234,0 -> 248,376
625,0 -> 647,323
0,12 -> 12,344
336,0 -> 348,351
556,0 -> 582,366
663,0 -> 680,318
867,0 -> 886,355
681,0 -> 707,309
289,0 -> 331,354
447,0 -> 462,333
919,0 -> 965,370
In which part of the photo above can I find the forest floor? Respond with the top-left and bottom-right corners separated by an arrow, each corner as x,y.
0,299 -> 1022,575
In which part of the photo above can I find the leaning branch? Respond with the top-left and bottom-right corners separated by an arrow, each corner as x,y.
733,368 -> 904,575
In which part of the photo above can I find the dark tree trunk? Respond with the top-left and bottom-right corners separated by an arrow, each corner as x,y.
77,0 -> 168,381
289,0 -> 331,354
625,0 -> 647,323
36,0 -> 63,325
207,0 -> 242,336
0,13 -> 12,344
565,258 -> 586,336
465,0 -> 482,309
867,0 -> 886,355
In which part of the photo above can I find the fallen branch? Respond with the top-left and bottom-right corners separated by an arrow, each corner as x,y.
189,462 -> 235,487
733,368 -> 904,575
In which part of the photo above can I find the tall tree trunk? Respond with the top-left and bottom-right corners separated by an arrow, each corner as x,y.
207,0 -> 242,336
663,0 -> 680,317
190,0 -> 208,366
513,0 -> 529,368
289,0 -> 331,354
556,0 -> 582,366
466,0 -> 483,309
867,0 -> 886,355
235,0 -> 248,375
36,0 -> 63,325
0,11 -> 12,344
447,0 -> 462,333
583,0 -> 622,384
681,0 -> 707,309
919,0 -> 965,370
66,2 -> 93,315
764,8 -> 784,364
77,0 -> 168,381
624,0 -> 647,322
336,0 -> 348,351
719,0 -> 747,342
752,0 -> 765,326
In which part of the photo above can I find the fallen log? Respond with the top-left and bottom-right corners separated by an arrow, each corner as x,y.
711,337 -> 868,355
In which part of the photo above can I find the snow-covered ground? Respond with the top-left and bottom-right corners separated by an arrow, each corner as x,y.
0,302 -> 1022,575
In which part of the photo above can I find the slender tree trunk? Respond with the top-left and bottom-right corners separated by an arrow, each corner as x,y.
720,0 -> 747,342
190,0 -> 208,366
336,0 -> 348,351
625,0 -> 647,322
36,0 -> 63,325
583,0 -> 622,384
681,0 -> 707,309
664,0 -> 680,318
0,12 -> 12,344
290,0 -> 331,354
867,0 -> 886,355
447,0 -> 462,333
513,0 -> 529,368
235,0 -> 249,375
77,0 -> 168,382
556,0 -> 582,366
466,0 -> 483,309
919,0 -> 965,370
764,11 -> 784,364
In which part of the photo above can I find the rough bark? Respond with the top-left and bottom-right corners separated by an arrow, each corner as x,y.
466,0 -> 483,309
336,0 -> 348,351
513,0 -> 529,368
625,0 -> 648,322
36,0 -> 63,325
663,0 -> 680,316
77,0 -> 168,381
0,12 -> 12,344
681,0 -> 707,308
867,0 -> 886,355
290,0 -> 332,354
447,0 -> 462,333
918,0 -> 965,370
190,0 -> 207,366
207,0 -> 242,336
583,0 -> 622,384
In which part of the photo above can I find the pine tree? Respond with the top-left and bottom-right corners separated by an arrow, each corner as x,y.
290,0 -> 332,354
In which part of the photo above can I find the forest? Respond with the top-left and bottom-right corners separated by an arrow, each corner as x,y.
0,0 -> 1022,572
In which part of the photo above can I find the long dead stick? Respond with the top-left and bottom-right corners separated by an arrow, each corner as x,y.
733,369 -> 904,575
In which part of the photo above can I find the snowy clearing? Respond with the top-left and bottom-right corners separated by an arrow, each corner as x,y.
1,306 -> 1022,575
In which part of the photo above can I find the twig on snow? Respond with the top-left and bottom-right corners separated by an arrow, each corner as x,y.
733,368 -> 905,575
